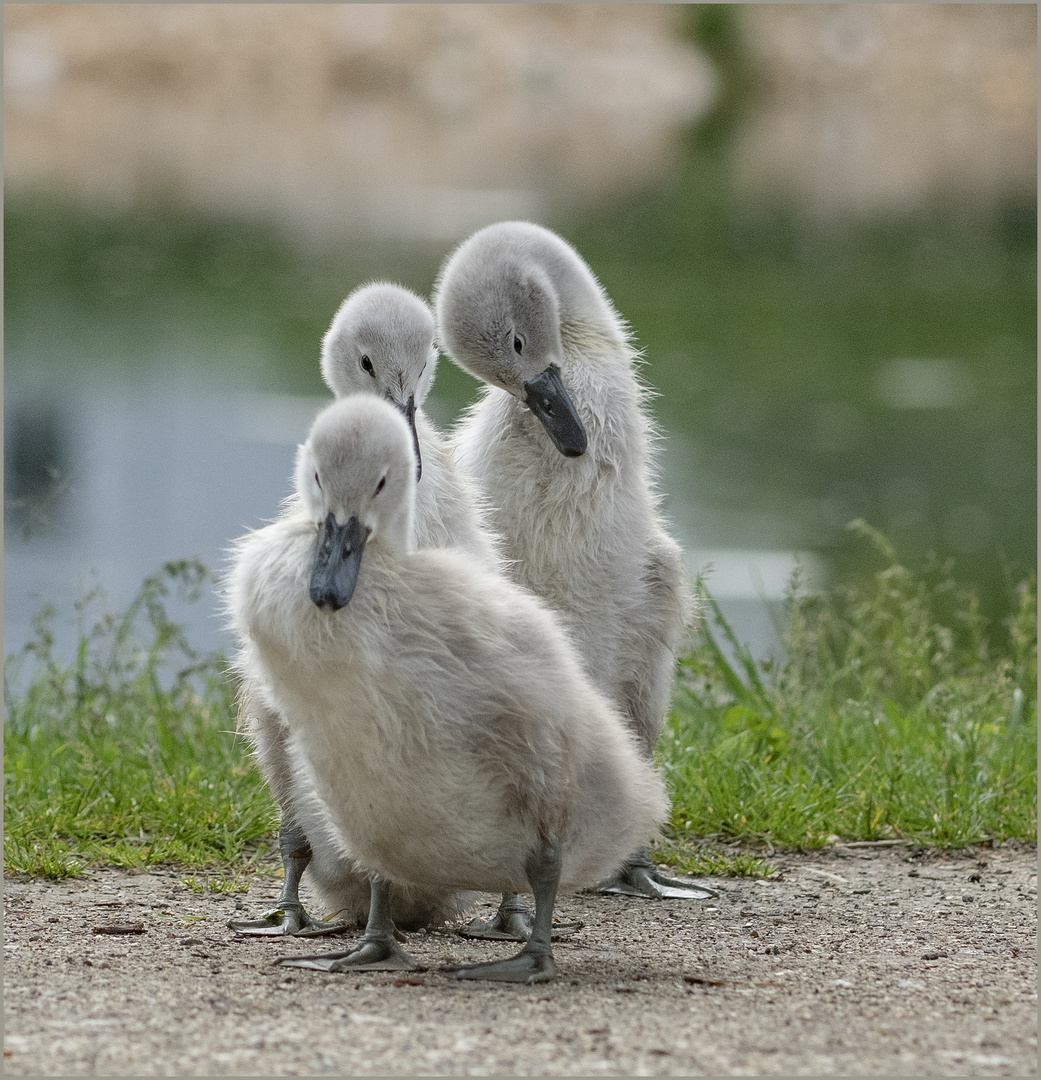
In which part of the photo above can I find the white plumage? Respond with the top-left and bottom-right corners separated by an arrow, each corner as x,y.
233,282 -> 501,935
228,396 -> 668,980
434,222 -> 690,754
434,222 -> 710,900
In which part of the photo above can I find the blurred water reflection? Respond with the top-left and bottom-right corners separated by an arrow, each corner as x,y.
2,374 -> 808,672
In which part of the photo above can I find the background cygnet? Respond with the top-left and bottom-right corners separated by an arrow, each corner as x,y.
434,220 -> 714,901
227,395 -> 668,983
230,282 -> 499,939
320,282 -> 500,565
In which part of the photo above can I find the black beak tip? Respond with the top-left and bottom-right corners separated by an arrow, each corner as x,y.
310,513 -> 366,611
523,366 -> 588,459
309,588 -> 345,612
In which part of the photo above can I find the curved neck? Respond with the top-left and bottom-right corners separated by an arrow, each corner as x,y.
534,242 -> 627,353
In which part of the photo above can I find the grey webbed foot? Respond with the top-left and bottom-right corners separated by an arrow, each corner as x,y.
228,901 -> 347,937
230,818 -> 348,936
459,896 -> 583,942
291,916 -> 356,938
448,946 -> 556,984
273,874 -> 419,973
597,851 -> 719,900
451,838 -> 563,984
459,893 -> 534,942
273,934 -> 420,972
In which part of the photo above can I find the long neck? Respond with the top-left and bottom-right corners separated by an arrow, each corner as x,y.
533,237 -> 629,356
382,505 -> 417,557
518,239 -> 647,468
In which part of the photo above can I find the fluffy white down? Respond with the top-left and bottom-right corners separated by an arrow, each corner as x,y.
234,283 -> 501,928
409,411 -> 501,568
228,510 -> 668,896
437,222 -> 692,753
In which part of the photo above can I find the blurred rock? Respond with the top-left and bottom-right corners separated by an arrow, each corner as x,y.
736,4 -> 1037,218
3,4 -> 717,241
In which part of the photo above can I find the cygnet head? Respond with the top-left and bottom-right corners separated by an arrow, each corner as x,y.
321,282 -> 437,479
434,222 -> 588,458
295,395 -> 417,611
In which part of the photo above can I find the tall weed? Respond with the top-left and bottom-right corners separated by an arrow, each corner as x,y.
662,522 -> 1037,849
3,561 -> 275,877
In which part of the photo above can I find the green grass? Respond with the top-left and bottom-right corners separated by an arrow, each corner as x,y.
4,529 -> 1036,882
3,561 -> 277,879
657,522 -> 1037,864
652,842 -> 775,880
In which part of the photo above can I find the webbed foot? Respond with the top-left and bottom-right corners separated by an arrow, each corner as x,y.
459,906 -> 583,942
450,838 -> 562,983
597,858 -> 718,900
292,913 -> 356,938
459,894 -> 534,942
228,901 -> 352,937
273,934 -> 420,972
228,901 -> 328,937
448,948 -> 556,984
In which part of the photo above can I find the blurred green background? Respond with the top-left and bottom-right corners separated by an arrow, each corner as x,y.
5,4 -> 1036,652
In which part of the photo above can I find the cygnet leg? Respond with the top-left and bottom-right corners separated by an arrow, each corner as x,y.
450,839 -> 559,983
272,875 -> 420,972
596,846 -> 719,900
459,892 -> 534,941
228,818 -> 349,936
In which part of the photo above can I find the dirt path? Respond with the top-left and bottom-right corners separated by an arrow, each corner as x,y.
3,843 -> 1036,1076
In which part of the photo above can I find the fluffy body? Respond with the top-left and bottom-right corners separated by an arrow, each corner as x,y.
236,282 -> 500,928
228,398 -> 667,904
435,222 -> 691,753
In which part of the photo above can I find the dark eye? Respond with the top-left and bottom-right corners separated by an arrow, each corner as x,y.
513,335 -> 524,355
314,472 -> 321,489
374,476 -> 386,496
361,355 -> 375,376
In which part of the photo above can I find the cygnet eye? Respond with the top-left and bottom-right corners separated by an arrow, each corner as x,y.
513,335 -> 524,355
361,355 -> 375,376
314,472 -> 322,490
374,475 -> 386,496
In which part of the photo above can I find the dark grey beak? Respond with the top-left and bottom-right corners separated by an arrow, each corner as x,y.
310,513 -> 369,611
522,364 -> 587,458
388,393 -> 422,481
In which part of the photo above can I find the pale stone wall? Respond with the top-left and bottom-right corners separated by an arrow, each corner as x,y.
3,4 -> 717,240
5,5 -> 1034,234
736,4 -> 1037,216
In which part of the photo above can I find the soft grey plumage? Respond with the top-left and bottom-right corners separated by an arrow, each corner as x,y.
319,283 -> 500,565
230,282 -> 503,938
434,221 -> 714,900
227,396 -> 668,981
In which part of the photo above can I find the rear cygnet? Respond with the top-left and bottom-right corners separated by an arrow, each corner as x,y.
434,221 -> 716,901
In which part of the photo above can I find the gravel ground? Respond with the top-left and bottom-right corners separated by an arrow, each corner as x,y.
3,843 -> 1036,1076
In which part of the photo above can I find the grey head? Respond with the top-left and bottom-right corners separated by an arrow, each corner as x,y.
434,222 -> 589,458
321,282 -> 437,479
295,396 -> 417,611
